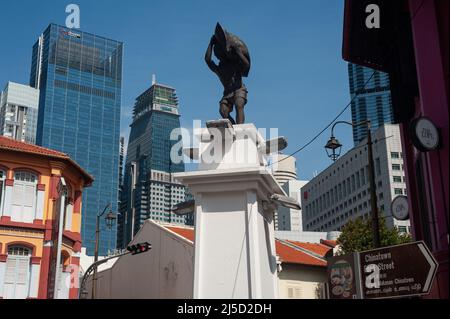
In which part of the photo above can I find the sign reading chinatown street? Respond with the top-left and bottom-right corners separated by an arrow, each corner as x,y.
359,241 -> 438,299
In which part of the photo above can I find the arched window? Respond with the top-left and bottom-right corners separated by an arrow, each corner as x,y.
0,170 -> 6,216
4,245 -> 32,299
12,171 -> 38,223
7,245 -> 32,256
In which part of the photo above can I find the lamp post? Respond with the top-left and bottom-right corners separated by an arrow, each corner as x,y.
92,203 -> 117,299
325,120 -> 381,248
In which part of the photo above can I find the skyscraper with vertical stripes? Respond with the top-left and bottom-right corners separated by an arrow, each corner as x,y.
117,79 -> 186,249
348,63 -> 394,145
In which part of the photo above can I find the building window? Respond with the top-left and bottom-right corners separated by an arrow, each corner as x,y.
360,168 -> 365,186
392,164 -> 401,171
12,171 -> 38,223
375,158 -> 381,176
5,245 -> 32,299
398,226 -> 407,234
394,188 -> 403,195
391,152 -> 400,159
286,285 -> 303,299
7,246 -> 31,256
393,176 -> 402,183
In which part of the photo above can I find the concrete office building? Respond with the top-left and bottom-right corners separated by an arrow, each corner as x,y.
302,124 -> 410,234
0,82 -> 39,144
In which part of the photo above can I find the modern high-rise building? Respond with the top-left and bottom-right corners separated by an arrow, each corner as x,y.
117,79 -> 186,249
118,136 -> 125,203
348,63 -> 394,145
30,24 -> 123,255
302,124 -> 410,234
0,82 -> 39,144
272,154 -> 308,232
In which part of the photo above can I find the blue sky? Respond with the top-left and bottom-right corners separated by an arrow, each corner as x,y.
0,0 -> 354,180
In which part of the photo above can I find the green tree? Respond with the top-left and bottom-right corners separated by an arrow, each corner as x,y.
336,215 -> 411,255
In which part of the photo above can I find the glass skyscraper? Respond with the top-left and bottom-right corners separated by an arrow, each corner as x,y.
348,63 -> 394,145
30,24 -> 123,255
117,80 -> 186,249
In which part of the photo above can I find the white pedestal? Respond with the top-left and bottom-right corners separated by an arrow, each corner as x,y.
174,123 -> 285,299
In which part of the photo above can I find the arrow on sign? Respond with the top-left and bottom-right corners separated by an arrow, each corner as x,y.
417,242 -> 438,293
359,241 -> 439,299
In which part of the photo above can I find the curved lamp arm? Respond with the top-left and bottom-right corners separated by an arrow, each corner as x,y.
330,120 -> 371,138
98,203 -> 111,218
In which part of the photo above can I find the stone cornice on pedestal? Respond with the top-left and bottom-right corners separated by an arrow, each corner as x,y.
175,167 -> 286,201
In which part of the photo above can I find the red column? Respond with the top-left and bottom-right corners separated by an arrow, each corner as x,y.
38,245 -> 52,299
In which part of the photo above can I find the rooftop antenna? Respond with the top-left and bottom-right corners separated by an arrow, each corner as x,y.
152,74 -> 156,86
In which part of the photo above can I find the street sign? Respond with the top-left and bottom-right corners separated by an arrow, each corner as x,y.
410,117 -> 440,152
391,196 -> 409,221
359,241 -> 438,299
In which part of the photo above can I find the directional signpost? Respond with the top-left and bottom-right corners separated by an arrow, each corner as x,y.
327,241 -> 438,299
359,241 -> 438,299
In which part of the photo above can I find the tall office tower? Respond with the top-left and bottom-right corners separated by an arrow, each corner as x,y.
272,154 -> 308,232
118,136 -> 125,201
302,124 -> 410,234
348,63 -> 394,145
116,136 -> 125,249
117,79 -> 186,249
30,24 -> 123,255
0,82 -> 39,144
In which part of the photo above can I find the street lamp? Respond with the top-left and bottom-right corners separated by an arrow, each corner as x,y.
105,211 -> 117,229
92,203 -> 117,299
324,136 -> 343,162
325,120 -> 381,248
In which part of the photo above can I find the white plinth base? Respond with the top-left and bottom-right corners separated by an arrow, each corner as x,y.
175,123 -> 286,299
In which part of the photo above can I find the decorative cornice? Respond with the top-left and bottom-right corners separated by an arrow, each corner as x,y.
0,217 -> 46,231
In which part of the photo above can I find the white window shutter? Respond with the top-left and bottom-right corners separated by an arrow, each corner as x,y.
294,287 -> 302,298
11,181 -> 36,222
24,185 -> 36,207
288,287 -> 293,298
4,257 -> 17,283
16,258 -> 29,284
12,183 -> 24,206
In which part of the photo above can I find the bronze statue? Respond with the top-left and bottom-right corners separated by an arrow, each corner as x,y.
205,23 -> 251,125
